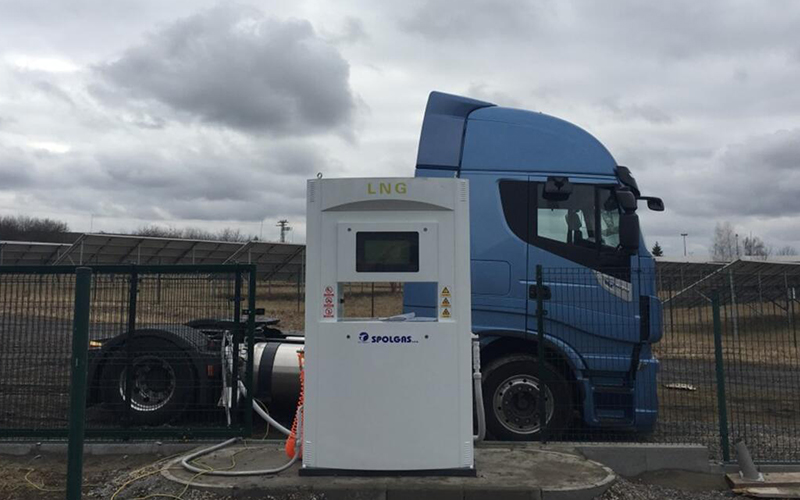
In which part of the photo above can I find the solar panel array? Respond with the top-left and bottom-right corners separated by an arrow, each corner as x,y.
1,234 -> 305,282
657,257 -> 800,308
3,238 -> 799,292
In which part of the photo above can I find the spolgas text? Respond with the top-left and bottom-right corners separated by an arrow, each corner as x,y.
359,334 -> 417,344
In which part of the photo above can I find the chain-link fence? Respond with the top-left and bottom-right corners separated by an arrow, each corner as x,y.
0,264 -> 256,440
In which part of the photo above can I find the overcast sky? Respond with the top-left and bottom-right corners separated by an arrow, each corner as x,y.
1,0 -> 799,255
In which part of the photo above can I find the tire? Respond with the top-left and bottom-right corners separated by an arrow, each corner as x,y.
483,355 -> 572,441
100,338 -> 196,425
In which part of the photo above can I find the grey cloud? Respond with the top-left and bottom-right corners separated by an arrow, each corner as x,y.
599,99 -> 673,125
723,129 -> 800,173
94,5 -> 356,136
11,138 -> 321,224
465,83 -> 523,108
578,0 -> 800,62
33,80 -> 76,106
399,0 -> 550,40
323,17 -> 369,45
0,152 -> 35,189
664,129 -> 800,219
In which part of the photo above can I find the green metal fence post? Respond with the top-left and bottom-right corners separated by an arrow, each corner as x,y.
245,268 -> 256,436
536,264 -> 547,443
712,290 -> 731,462
66,267 -> 92,500
231,271 -> 242,417
123,269 -> 138,428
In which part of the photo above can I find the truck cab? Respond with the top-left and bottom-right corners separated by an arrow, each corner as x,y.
405,92 -> 664,440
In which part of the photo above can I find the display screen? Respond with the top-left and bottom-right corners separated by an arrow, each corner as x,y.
356,232 -> 419,272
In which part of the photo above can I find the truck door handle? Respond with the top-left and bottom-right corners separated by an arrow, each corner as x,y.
529,285 -> 551,300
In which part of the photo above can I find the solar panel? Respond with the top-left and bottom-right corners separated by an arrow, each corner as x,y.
0,241 -> 71,266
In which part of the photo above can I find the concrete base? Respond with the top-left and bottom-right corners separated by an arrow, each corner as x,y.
573,443 -> 712,476
161,442 -> 616,500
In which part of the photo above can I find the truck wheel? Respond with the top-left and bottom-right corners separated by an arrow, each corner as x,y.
101,338 -> 195,425
483,355 -> 571,440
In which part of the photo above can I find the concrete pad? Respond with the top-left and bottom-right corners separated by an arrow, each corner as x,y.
161,442 -> 615,500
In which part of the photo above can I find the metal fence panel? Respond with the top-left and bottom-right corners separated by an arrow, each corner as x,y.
0,264 -> 256,440
532,266 -> 800,463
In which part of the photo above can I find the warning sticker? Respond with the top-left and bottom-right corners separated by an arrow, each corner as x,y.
440,297 -> 451,307
440,286 -> 451,297
441,308 -> 451,319
323,286 -> 336,318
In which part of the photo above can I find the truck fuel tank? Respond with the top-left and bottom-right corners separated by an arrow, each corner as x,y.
253,339 -> 304,407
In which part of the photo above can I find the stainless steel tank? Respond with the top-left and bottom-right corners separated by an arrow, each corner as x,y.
253,339 -> 304,407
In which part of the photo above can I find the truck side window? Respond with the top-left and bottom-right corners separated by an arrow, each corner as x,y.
537,185 -> 597,248
498,180 -> 629,273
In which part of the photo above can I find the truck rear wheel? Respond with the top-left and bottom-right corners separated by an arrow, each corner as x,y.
100,338 -> 196,425
483,355 -> 571,440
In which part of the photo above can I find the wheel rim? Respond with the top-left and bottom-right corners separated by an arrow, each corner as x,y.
492,374 -> 555,435
118,356 -> 176,412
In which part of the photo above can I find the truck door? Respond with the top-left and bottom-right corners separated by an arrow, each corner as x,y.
525,179 -> 642,421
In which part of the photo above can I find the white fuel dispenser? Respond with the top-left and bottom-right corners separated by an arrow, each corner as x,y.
301,177 -> 474,475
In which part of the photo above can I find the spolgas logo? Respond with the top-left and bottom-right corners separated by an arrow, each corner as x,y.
366,181 -> 407,195
357,331 -> 417,344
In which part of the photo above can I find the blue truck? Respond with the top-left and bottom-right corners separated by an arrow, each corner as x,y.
404,92 -> 664,439
87,91 -> 664,440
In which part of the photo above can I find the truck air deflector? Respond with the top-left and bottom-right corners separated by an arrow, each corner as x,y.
461,107 -> 618,175
415,91 -> 495,171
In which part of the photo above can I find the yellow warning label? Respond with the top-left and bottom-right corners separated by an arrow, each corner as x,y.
441,297 -> 451,307
441,308 -> 451,318
441,286 -> 451,297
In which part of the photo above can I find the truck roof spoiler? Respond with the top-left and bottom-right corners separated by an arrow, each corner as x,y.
415,91 -> 495,171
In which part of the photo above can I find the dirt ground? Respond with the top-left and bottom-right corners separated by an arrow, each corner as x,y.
0,452 -> 735,500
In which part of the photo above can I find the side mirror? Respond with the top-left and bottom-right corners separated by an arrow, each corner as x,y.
619,213 -> 640,253
616,190 -> 637,213
543,176 -> 572,201
641,196 -> 665,212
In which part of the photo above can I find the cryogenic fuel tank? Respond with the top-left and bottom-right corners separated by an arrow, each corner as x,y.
252,340 -> 304,408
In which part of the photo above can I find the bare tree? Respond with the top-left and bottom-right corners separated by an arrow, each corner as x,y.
742,235 -> 771,260
0,215 -> 69,242
776,245 -> 798,256
711,221 -> 737,261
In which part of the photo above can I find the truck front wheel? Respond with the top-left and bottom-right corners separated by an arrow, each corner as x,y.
483,355 -> 571,440
100,338 -> 196,425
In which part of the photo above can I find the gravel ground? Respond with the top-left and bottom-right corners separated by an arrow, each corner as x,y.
599,471 -> 734,500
